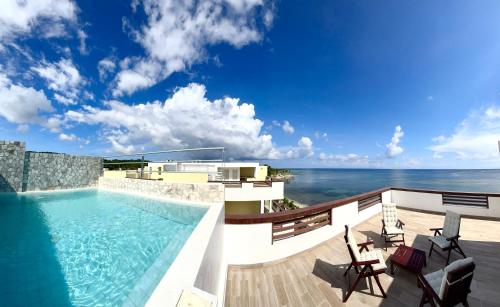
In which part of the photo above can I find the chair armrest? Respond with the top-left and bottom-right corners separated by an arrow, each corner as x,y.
397,219 -> 405,226
430,227 -> 442,236
354,259 -> 380,266
358,240 -> 374,252
446,234 -> 460,241
417,273 -> 442,304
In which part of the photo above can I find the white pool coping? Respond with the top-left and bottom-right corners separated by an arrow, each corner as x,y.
145,201 -> 225,307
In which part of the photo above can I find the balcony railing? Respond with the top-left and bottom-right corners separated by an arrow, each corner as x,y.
272,209 -> 331,243
225,187 -> 500,244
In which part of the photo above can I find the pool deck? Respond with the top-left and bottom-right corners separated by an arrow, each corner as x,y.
225,209 -> 500,306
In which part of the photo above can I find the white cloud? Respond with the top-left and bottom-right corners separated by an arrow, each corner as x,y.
429,106 -> 500,160
59,133 -> 77,141
286,137 -> 314,158
282,120 -> 294,134
45,116 -> 64,133
0,75 -> 54,125
98,57 -> 117,81
64,83 -> 281,158
427,96 -> 434,101
0,0 -> 77,46
314,131 -> 328,140
77,29 -> 88,54
32,58 -> 86,105
112,0 -> 274,96
16,124 -> 30,133
386,125 -> 404,158
319,152 -> 369,165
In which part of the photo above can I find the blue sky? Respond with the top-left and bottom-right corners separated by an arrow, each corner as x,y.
1,0 -> 500,168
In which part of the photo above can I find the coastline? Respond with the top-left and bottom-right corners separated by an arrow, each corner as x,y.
287,197 -> 309,208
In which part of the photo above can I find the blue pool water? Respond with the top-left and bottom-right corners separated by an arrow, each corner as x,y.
0,189 -> 207,306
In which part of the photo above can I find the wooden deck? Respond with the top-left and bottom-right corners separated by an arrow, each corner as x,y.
225,209 -> 500,307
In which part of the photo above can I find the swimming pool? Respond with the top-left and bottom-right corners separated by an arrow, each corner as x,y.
0,189 -> 207,306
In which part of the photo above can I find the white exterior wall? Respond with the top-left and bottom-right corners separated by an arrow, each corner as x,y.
224,182 -> 284,202
391,190 -> 500,219
224,191 -> 389,265
146,203 -> 226,307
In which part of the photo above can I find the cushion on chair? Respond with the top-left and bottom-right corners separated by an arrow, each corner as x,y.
346,226 -> 361,261
424,269 -> 445,299
426,257 -> 475,300
441,257 -> 475,297
360,249 -> 387,271
429,235 -> 451,249
384,225 -> 404,235
382,203 -> 398,227
442,211 -> 461,238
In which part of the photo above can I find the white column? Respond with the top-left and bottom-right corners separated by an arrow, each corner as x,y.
260,200 -> 264,214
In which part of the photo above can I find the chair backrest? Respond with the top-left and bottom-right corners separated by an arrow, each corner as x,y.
442,211 -> 461,238
344,225 -> 361,262
382,203 -> 398,227
439,257 -> 475,304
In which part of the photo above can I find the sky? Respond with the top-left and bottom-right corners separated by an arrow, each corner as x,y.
1,0 -> 500,169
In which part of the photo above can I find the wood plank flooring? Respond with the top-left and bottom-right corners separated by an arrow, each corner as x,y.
225,209 -> 500,307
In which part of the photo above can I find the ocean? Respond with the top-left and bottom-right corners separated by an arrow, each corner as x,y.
284,169 -> 500,205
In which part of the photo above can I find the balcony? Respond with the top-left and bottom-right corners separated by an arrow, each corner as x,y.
225,208 -> 499,306
223,187 -> 500,306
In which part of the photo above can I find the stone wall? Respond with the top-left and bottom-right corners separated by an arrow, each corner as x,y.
98,177 -> 224,204
22,152 -> 103,191
0,141 -> 25,192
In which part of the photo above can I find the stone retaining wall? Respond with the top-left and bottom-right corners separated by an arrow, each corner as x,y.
0,141 -> 25,192
23,152 -> 103,191
98,177 -> 224,204
0,140 -> 103,192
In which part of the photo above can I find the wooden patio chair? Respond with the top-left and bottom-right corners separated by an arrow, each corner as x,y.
380,202 -> 405,249
343,225 -> 387,302
429,211 -> 466,264
417,257 -> 475,307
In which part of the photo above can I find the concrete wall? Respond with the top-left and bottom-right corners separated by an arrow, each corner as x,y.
102,170 -> 210,183
0,141 -> 25,192
224,201 -> 261,215
146,203 -> 226,307
22,152 -> 102,191
392,190 -> 500,219
99,177 -> 224,204
225,190 -> 390,265
224,181 -> 284,201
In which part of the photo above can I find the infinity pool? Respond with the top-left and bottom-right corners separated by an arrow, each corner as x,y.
0,189 -> 207,306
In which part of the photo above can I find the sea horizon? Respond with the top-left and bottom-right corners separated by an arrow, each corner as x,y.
284,168 -> 500,205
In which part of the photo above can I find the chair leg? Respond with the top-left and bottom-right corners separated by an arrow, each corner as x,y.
455,243 -> 467,258
343,268 -> 365,302
419,292 -> 427,307
373,274 -> 386,298
402,234 -> 406,246
429,242 -> 434,257
344,263 -> 353,276
446,248 -> 452,265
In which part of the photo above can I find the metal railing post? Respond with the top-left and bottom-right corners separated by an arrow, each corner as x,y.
140,155 -> 144,179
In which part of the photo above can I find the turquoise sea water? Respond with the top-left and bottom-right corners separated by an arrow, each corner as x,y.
0,189 -> 207,306
285,169 -> 500,205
